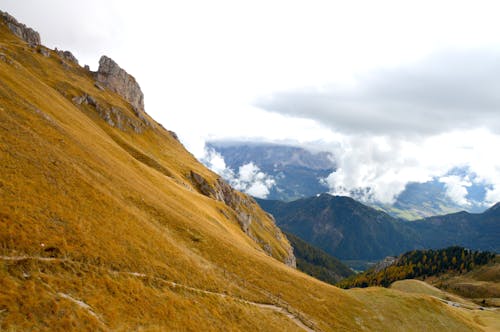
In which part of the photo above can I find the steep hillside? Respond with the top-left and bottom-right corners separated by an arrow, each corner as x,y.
284,232 -> 354,284
0,11 -> 492,331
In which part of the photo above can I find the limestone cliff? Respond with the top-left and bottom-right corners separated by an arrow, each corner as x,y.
96,55 -> 145,111
0,10 -> 40,46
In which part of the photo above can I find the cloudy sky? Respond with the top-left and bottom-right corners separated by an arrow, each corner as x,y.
4,0 -> 500,205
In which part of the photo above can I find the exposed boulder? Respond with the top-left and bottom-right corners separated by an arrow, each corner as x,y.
37,46 -> 50,57
0,10 -> 40,46
55,48 -> 78,64
96,55 -> 145,111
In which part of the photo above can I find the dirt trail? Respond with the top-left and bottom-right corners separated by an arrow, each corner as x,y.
115,271 -> 316,332
1,255 -> 316,332
0,255 -> 65,262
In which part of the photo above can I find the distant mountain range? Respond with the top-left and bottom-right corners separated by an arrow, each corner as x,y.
256,194 -> 500,264
208,141 -> 488,219
206,142 -> 334,201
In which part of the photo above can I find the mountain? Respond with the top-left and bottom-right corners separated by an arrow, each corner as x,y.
257,194 -> 419,261
410,203 -> 500,252
0,11 -> 493,331
375,178 -> 486,220
284,232 -> 354,284
257,194 -> 500,263
208,141 -> 489,219
206,142 -> 334,201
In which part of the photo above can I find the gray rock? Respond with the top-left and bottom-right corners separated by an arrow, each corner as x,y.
0,52 -> 13,65
37,47 -> 50,57
71,93 -> 145,133
0,11 -> 40,46
284,246 -> 297,268
55,48 -> 78,64
168,130 -> 180,142
94,82 -> 105,91
373,256 -> 398,272
96,55 -> 144,111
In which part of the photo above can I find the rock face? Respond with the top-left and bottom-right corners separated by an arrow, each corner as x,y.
189,171 -> 296,268
96,56 -> 145,111
71,93 -> 149,133
373,256 -> 398,272
56,49 -> 78,64
0,11 -> 40,46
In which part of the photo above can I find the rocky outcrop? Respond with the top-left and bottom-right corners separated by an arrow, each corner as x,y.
0,11 -> 40,46
56,48 -> 78,64
72,93 -> 148,133
96,56 -> 144,111
189,171 -> 296,268
373,256 -> 398,272
284,246 -> 297,268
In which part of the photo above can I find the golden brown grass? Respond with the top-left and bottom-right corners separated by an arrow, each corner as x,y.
0,21 -> 494,331
389,279 -> 500,332
426,260 -> 500,309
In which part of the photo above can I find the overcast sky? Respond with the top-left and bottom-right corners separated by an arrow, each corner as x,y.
4,0 -> 500,205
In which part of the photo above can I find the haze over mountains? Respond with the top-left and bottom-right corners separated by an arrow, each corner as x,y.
206,142 -> 488,219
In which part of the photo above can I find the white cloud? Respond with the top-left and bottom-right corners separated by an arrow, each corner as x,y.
201,148 -> 275,199
439,175 -> 472,206
320,130 -> 500,205
485,186 -> 500,205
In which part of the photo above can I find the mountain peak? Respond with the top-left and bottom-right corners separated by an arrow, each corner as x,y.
96,55 -> 145,111
485,201 -> 500,214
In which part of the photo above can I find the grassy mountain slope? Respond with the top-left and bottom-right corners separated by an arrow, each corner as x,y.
284,232 -> 354,284
390,280 -> 500,332
0,16 -> 490,331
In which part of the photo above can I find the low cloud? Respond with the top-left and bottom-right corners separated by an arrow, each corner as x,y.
255,48 -> 500,206
201,148 -> 275,199
439,175 -> 472,206
319,130 -> 500,205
